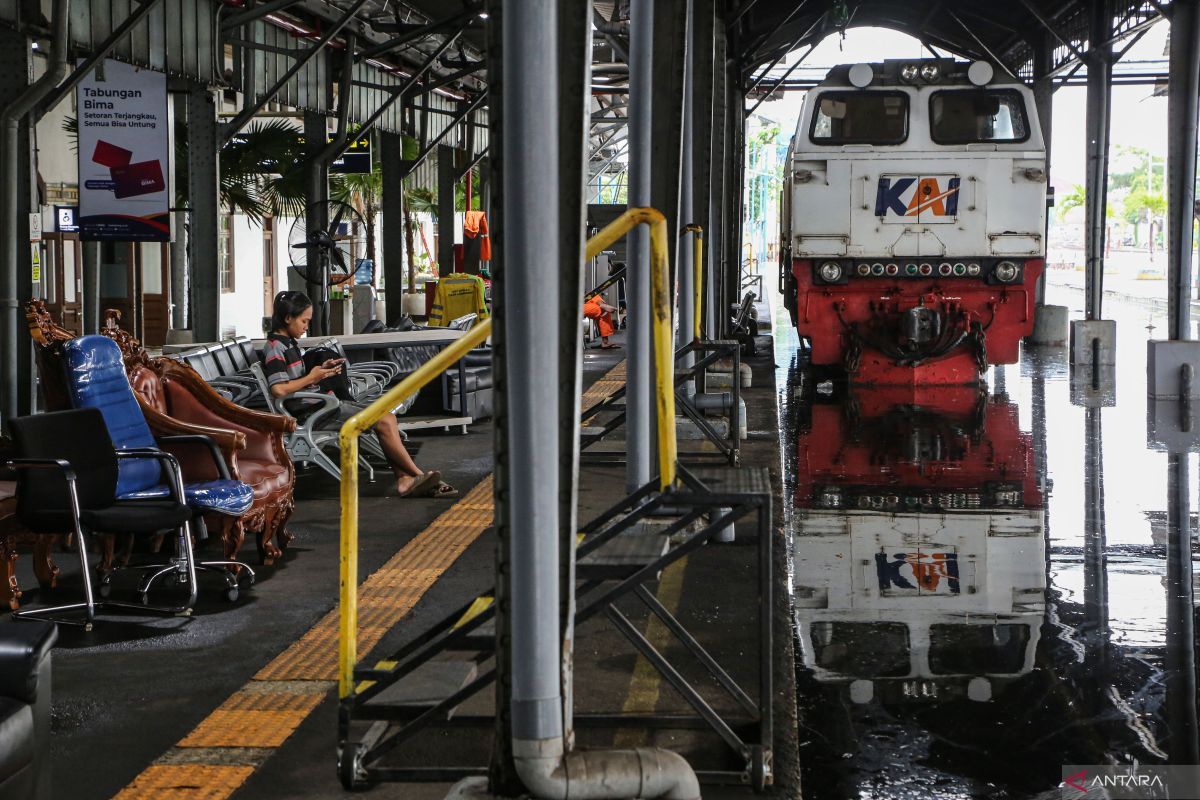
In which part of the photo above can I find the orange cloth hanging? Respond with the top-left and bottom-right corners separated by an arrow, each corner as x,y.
462,210 -> 492,261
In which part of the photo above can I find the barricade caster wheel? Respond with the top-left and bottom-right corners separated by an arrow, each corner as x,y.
338,742 -> 370,790
749,745 -> 770,792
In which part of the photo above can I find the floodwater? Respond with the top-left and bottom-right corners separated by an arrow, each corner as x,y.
774,278 -> 1200,800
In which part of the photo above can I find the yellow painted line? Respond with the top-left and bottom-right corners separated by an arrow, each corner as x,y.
613,556 -> 689,749
113,765 -> 257,800
114,363 -> 630,800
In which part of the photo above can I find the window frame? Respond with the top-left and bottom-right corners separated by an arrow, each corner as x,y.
927,88 -> 1032,146
219,213 -> 235,294
808,90 -> 910,146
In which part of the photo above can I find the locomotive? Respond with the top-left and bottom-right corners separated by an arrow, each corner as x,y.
781,59 -> 1047,385
792,386 -> 1045,703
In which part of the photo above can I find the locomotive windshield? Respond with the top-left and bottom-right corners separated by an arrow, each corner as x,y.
810,91 -> 908,145
929,89 -> 1029,144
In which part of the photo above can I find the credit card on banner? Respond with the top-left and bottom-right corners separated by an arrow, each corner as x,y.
110,160 -> 165,198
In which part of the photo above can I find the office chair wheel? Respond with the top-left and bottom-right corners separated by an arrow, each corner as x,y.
338,742 -> 370,790
97,579 -> 112,599
140,591 -> 151,606
224,586 -> 240,603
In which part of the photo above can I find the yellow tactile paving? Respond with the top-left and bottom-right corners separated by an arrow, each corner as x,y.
115,365 -> 625,800
113,765 -> 257,800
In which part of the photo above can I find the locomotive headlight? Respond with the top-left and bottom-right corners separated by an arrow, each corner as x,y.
920,63 -> 942,82
993,260 -> 1020,283
818,261 -> 844,282
967,262 -> 981,276
900,63 -> 920,82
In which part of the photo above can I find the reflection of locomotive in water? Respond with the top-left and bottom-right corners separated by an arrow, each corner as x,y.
781,59 -> 1047,385
792,387 -> 1046,703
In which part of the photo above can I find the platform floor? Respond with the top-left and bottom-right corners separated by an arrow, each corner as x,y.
6,324 -> 800,799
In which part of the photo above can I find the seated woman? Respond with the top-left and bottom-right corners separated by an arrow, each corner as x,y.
263,291 -> 455,498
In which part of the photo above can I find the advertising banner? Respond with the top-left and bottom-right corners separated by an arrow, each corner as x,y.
77,59 -> 170,242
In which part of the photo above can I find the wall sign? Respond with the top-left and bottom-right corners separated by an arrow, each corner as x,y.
77,59 -> 170,242
55,205 -> 79,233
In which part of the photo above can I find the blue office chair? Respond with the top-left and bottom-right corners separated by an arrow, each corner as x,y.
59,336 -> 257,601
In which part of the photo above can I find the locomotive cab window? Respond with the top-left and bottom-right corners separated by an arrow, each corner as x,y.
929,89 -> 1029,144
810,91 -> 908,145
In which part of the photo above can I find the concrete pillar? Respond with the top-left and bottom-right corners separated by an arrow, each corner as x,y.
0,25 -> 35,424
1028,35 -> 1070,346
170,92 -> 189,330
82,241 -> 101,335
380,131 -> 407,323
186,84 -> 221,343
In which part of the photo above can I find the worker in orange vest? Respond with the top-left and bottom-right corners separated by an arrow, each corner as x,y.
583,293 -> 619,349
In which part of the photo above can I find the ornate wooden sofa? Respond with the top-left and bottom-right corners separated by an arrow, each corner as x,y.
26,302 -> 298,566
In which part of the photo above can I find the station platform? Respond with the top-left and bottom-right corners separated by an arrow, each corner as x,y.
3,314 -> 801,799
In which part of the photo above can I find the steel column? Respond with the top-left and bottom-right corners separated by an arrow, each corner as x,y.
678,0 -> 696,395
1166,0 -> 1200,340
1084,2 -> 1113,321
0,25 -> 33,427
483,0 -> 518,788
1033,35 -> 1055,307
628,0 -> 654,491
380,132 -> 407,323
438,145 -> 457,277
504,0 -> 563,746
186,84 -> 221,343
707,26 -> 728,340
1082,407 -> 1109,657
691,0 -> 716,316
82,241 -> 101,335
302,111 -> 329,334
1165,451 -> 1199,763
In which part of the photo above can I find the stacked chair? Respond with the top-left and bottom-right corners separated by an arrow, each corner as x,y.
26,302 -> 297,569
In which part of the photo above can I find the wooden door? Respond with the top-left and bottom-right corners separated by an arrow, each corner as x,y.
137,241 -> 170,347
43,233 -> 83,334
100,242 -> 135,334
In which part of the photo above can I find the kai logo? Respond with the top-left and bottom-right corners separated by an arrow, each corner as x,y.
874,175 -> 961,219
875,550 -> 960,595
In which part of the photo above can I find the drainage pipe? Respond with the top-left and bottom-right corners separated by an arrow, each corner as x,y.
1,0 -> 69,427
505,1 -> 698,797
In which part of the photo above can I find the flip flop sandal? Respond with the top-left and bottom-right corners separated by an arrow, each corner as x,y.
427,481 -> 459,498
599,344 -> 620,350
399,470 -> 442,498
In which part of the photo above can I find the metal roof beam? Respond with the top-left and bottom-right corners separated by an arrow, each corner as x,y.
358,10 -> 476,60
222,0 -> 375,141
221,0 -> 305,31
37,0 -> 167,116
1014,0 -> 1091,65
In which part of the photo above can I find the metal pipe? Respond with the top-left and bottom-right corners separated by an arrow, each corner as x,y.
627,0 -> 653,492
2,0 -> 69,429
1166,0 -> 1200,341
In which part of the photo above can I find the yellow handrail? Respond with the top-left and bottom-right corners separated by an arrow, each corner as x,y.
337,320 -> 492,698
339,206 -> 677,700
684,224 -> 703,340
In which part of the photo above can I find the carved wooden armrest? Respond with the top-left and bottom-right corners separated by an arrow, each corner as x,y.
165,363 -> 297,434
137,397 -> 246,463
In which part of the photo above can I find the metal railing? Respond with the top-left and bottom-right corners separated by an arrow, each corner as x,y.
337,206 -> 677,700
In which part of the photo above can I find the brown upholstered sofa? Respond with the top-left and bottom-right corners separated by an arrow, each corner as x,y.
26,302 -> 298,566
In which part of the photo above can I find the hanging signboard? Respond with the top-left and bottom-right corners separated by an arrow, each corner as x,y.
330,135 -> 372,174
77,59 -> 170,242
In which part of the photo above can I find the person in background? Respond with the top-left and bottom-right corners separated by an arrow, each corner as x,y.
583,292 -> 619,349
263,291 -> 456,498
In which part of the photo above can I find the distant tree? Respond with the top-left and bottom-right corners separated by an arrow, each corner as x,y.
1057,184 -> 1086,221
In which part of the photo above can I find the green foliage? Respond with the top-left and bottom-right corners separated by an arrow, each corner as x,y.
1057,183 -> 1086,221
746,124 -> 784,224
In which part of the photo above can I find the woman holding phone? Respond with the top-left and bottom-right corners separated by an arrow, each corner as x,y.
262,291 -> 455,498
